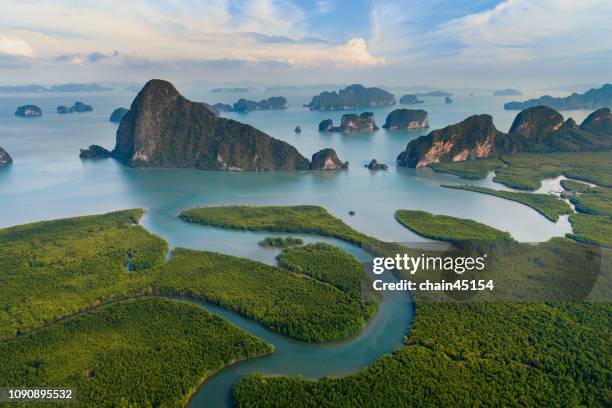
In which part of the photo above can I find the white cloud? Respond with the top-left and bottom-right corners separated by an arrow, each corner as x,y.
0,36 -> 34,57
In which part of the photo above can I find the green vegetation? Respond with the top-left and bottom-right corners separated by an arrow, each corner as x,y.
0,209 -> 168,341
236,302 -> 611,407
1,210 -> 371,343
568,187 -> 612,217
560,179 -> 592,193
259,236 -> 303,248
430,158 -> 504,179
394,209 -> 513,243
567,213 -> 612,247
277,243 -> 378,309
442,184 -> 572,221
0,298 -> 272,407
429,152 -> 612,190
154,248 -> 373,342
180,205 -> 375,245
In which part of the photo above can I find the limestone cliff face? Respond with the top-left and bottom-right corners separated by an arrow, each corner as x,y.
338,113 -> 378,132
396,115 -> 511,168
383,109 -> 428,129
310,149 -> 348,170
580,108 -> 611,136
397,106 -> 612,168
112,80 -> 310,171
0,147 -> 12,167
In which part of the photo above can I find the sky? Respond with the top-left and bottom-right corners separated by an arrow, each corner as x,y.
1,0 -> 611,88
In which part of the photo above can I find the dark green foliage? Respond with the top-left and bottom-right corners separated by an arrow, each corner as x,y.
395,210 -> 513,243
566,187 -> 612,217
258,236 -> 303,248
154,248 -> 371,342
0,298 -> 272,407
236,302 -> 611,407
0,209 -> 168,340
179,205 -> 375,246
307,84 -> 396,111
567,213 -> 612,247
430,159 -> 504,179
560,179 -> 592,193
277,243 -> 378,310
442,184 -> 572,221
382,109 -> 428,130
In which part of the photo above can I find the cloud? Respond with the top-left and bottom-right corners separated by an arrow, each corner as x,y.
0,36 -> 34,57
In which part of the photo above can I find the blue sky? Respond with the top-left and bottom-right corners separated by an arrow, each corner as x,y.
0,0 -> 610,87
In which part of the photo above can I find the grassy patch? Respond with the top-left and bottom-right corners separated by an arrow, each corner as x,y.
179,205 -> 375,246
567,213 -> 612,247
430,158 -> 504,179
442,184 -> 572,221
259,236 -> 303,248
0,297 -> 272,407
394,209 -> 513,243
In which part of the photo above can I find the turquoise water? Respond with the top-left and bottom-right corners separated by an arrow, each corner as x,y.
0,87 -> 593,407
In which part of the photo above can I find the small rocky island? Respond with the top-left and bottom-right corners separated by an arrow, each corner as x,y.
15,105 -> 42,117
83,79 -> 311,171
318,113 -> 378,132
232,96 -> 288,112
310,148 -> 348,170
307,84 -> 395,111
79,145 -> 112,160
294,126 -> 301,133
109,108 -> 129,123
0,147 -> 12,167
493,89 -> 522,96
366,159 -> 388,171
504,83 -> 611,110
397,106 -> 612,168
382,109 -> 429,129
445,96 -> 453,104
399,95 -> 425,104
57,101 -> 93,114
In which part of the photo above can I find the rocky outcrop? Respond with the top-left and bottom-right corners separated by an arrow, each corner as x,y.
504,83 -> 611,110
79,145 -> 112,160
232,97 -> 288,112
294,126 -> 301,133
109,79 -> 310,171
56,102 -> 93,114
493,89 -> 522,96
366,159 -> 388,171
109,108 -> 129,123
310,148 -> 348,170
319,113 -> 378,133
399,95 -> 424,104
0,147 -> 12,167
15,105 -> 42,117
445,96 -> 453,104
580,107 -> 611,136
307,84 -> 395,111
397,115 -> 512,168
383,109 -> 429,129
319,119 -> 334,132
397,106 -> 612,168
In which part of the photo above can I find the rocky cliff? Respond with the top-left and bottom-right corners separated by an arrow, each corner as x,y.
504,84 -> 611,110
307,84 -> 395,111
0,147 -> 12,167
397,106 -> 612,168
110,79 -> 310,171
383,109 -> 428,129
310,149 -> 348,170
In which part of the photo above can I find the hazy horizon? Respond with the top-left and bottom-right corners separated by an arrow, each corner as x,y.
1,0 -> 611,89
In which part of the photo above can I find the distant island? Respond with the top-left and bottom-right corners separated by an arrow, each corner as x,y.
318,113 -> 378,132
493,88 -> 522,96
397,106 -> 612,168
399,95 -> 425,104
445,96 -> 453,104
57,101 -> 93,114
109,108 -> 129,123
504,84 -> 611,110
233,97 -> 288,112
412,91 -> 453,97
0,83 -> 112,93
307,84 -> 396,111
310,148 -> 348,170
0,147 -> 12,167
211,87 -> 253,93
383,109 -> 429,130
15,105 -> 42,117
81,79 -> 314,171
